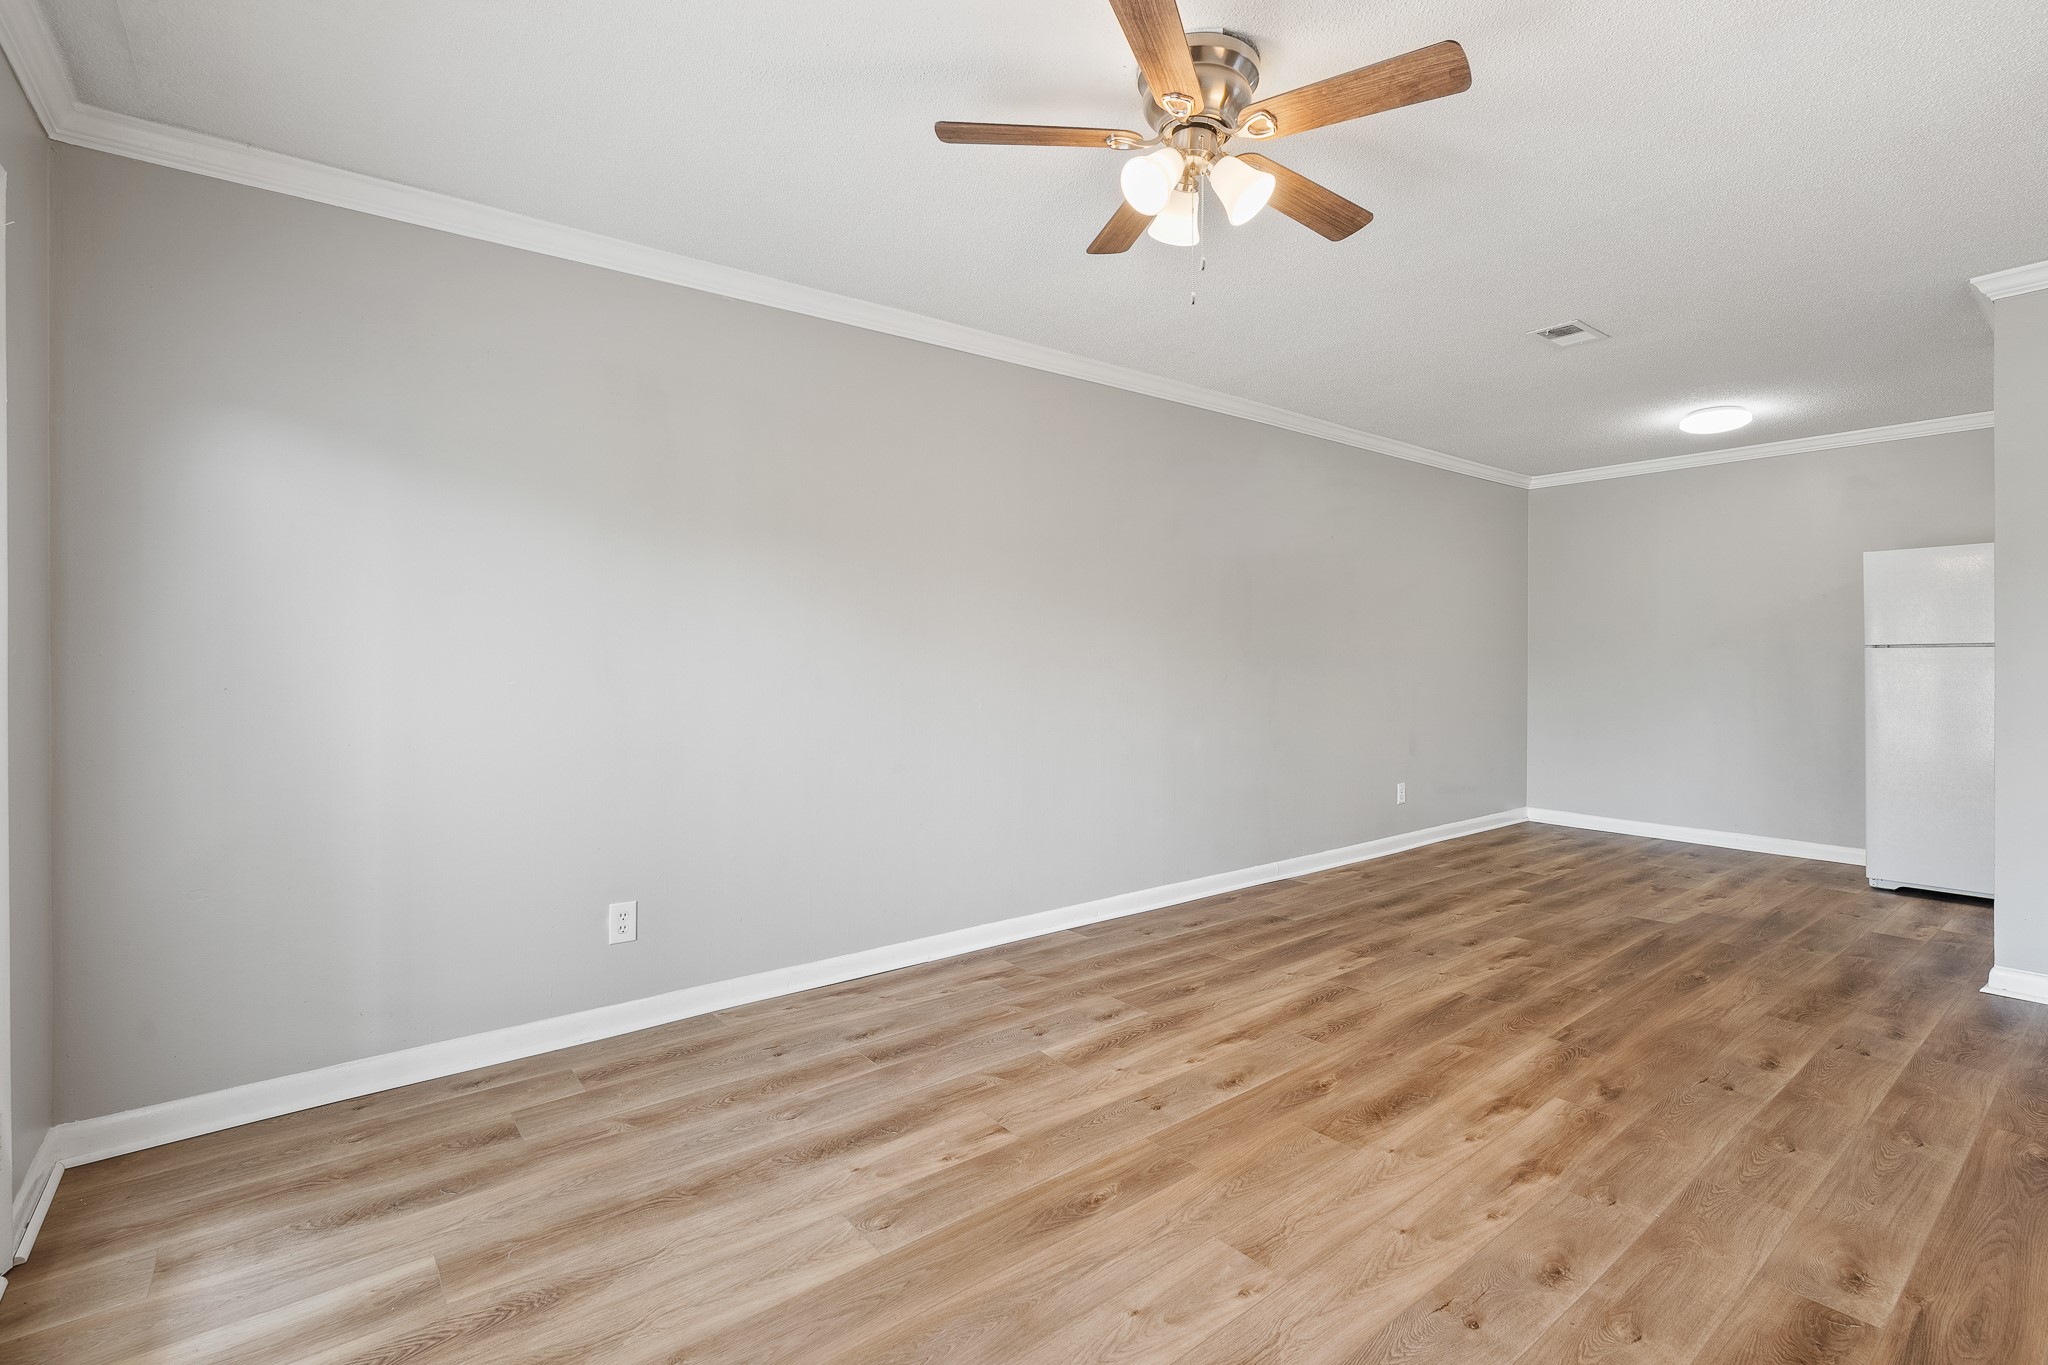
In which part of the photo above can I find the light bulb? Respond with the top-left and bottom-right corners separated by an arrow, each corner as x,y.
1146,188 -> 1201,246
1119,147 -> 1186,216
1208,154 -> 1276,226
1678,406 -> 1753,435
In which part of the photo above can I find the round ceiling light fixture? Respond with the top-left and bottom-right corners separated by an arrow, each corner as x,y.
1678,405 -> 1753,435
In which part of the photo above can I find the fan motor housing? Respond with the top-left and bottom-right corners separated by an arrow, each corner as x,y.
1138,31 -> 1261,133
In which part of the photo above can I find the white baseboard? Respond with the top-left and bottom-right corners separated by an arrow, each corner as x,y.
42,808 -> 1528,1174
1525,808 -> 1865,866
9,1137 -> 62,1268
1983,965 -> 2048,1006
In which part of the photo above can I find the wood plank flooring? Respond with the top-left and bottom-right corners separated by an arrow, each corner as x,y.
3,823 -> 2044,1362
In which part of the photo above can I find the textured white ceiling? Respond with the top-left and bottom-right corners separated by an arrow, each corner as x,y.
36,0 -> 2048,475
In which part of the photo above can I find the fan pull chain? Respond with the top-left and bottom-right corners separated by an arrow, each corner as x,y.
1191,185 -> 1206,307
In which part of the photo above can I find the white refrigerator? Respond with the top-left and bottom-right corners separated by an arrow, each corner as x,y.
1863,543 -> 1994,898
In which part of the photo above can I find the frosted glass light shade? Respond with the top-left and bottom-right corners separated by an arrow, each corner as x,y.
1208,154 -> 1276,225
1146,188 -> 1201,245
1678,406 -> 1753,435
1119,147 -> 1186,215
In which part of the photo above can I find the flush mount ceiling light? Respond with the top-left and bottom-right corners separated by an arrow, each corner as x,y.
934,0 -> 1472,254
1678,406 -> 1755,435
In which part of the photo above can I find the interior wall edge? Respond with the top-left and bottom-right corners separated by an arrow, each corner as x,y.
0,0 -> 61,1227
1525,808 -> 1866,866
32,807 -> 1526,1170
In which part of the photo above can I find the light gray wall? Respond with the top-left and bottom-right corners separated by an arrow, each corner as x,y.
1528,433 -> 1994,850
50,147 -> 1527,1121
1994,290 -> 2048,975
0,55 -> 53,1199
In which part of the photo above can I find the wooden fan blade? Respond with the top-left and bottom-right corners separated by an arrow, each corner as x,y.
1235,154 -> 1373,240
1107,0 -> 1204,114
1088,202 -> 1155,254
936,122 -> 1140,148
1241,40 -> 1470,138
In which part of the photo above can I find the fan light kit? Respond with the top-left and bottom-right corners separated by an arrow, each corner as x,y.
935,0 -> 1472,255
1679,406 -> 1755,435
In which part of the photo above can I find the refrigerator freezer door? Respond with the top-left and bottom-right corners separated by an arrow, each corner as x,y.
1864,543 -> 1994,646
1865,644 -> 1994,897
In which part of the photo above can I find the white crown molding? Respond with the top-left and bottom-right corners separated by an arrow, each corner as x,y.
0,7 -> 2013,496
1525,412 -> 1994,489
0,8 -> 1525,491
0,0 -> 72,137
1525,808 -> 1865,865
35,809 -> 1527,1171
1972,259 -> 2048,302
1983,965 -> 2048,1006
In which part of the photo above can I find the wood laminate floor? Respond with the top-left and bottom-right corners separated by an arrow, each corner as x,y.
2,823 -> 2045,1363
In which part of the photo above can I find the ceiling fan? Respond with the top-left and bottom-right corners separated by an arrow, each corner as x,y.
935,0 -> 1470,254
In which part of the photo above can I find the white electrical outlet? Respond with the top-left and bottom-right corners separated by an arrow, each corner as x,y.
607,900 -> 638,945
1396,782 -> 1407,805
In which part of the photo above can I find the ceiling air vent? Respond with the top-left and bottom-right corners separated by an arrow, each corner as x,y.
1529,320 -> 1609,348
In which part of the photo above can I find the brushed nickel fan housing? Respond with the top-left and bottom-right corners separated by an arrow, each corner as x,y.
1138,32 -> 1262,134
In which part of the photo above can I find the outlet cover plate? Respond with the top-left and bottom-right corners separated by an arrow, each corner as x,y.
608,900 -> 637,945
